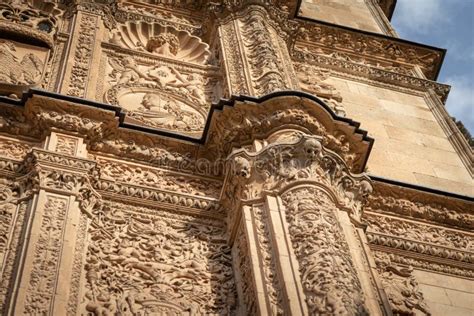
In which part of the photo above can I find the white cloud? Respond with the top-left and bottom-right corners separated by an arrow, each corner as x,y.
445,75 -> 474,134
394,0 -> 447,35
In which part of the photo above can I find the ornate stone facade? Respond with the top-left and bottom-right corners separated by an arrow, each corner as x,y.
0,0 -> 472,315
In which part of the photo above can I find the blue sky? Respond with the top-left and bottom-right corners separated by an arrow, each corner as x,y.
391,0 -> 473,134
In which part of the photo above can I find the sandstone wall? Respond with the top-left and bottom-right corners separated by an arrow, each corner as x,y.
300,0 -> 385,33
328,77 -> 473,196
414,270 -> 474,316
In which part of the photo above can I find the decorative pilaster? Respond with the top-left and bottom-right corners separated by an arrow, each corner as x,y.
218,5 -> 298,96
60,8 -> 102,99
224,132 -> 389,315
5,132 -> 98,315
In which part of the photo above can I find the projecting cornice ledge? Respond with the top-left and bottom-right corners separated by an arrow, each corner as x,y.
293,14 -> 446,80
0,89 -> 373,175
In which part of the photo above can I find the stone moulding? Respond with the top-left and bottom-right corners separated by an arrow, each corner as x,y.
292,48 -> 451,103
366,179 -> 474,230
294,17 -> 446,80
0,89 -> 373,175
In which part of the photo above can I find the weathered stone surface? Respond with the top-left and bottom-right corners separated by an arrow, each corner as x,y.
0,1 -> 471,315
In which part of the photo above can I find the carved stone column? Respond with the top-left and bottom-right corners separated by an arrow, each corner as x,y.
4,132 -> 98,315
224,133 -> 390,315
218,5 -> 298,96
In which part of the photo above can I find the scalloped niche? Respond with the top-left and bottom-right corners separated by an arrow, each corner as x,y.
111,21 -> 211,64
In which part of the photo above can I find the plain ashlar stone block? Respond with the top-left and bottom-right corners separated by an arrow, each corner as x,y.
418,284 -> 452,306
366,164 -> 418,184
427,302 -> 473,316
386,138 -> 464,167
379,99 -> 436,121
413,270 -> 474,293
387,152 -> 437,177
445,290 -> 474,310
414,173 -> 473,196
433,163 -> 474,184
385,125 -> 456,152
387,114 -> 446,137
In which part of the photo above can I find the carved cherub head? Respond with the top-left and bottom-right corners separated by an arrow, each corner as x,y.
233,156 -> 251,179
303,138 -> 322,160
146,33 -> 180,56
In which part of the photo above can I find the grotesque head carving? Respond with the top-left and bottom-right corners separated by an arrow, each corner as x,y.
358,180 -> 373,197
303,138 -> 322,160
233,156 -> 251,179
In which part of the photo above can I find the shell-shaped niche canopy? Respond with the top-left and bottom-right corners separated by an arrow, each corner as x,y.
113,21 -> 211,65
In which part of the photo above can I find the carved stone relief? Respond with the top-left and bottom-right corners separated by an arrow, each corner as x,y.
111,21 -> 212,64
281,187 -> 367,314
0,39 -> 49,95
82,200 -> 236,315
232,226 -> 258,315
374,252 -> 430,315
104,53 -> 217,135
294,62 -> 346,117
24,195 -> 69,314
0,179 -> 17,266
0,0 -> 63,48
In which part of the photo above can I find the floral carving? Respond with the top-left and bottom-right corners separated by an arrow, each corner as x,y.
24,196 -> 68,314
82,201 -> 236,314
365,213 -> 473,251
282,187 -> 367,314
252,205 -> 284,315
67,13 -> 97,97
0,180 -> 17,264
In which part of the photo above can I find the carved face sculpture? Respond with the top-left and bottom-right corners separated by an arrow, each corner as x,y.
358,180 -> 373,197
233,156 -> 251,179
303,138 -> 322,160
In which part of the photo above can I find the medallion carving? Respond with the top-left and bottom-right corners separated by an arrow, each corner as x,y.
105,54 -> 214,135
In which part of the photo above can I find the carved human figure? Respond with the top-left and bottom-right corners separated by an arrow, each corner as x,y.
109,57 -> 150,85
131,93 -> 202,131
167,67 -> 207,104
146,33 -> 180,57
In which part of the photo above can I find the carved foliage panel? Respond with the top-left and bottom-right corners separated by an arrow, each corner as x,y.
0,178 -> 21,312
281,186 -> 367,315
237,7 -> 294,96
82,200 -> 236,315
66,13 -> 98,98
24,195 -> 69,314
